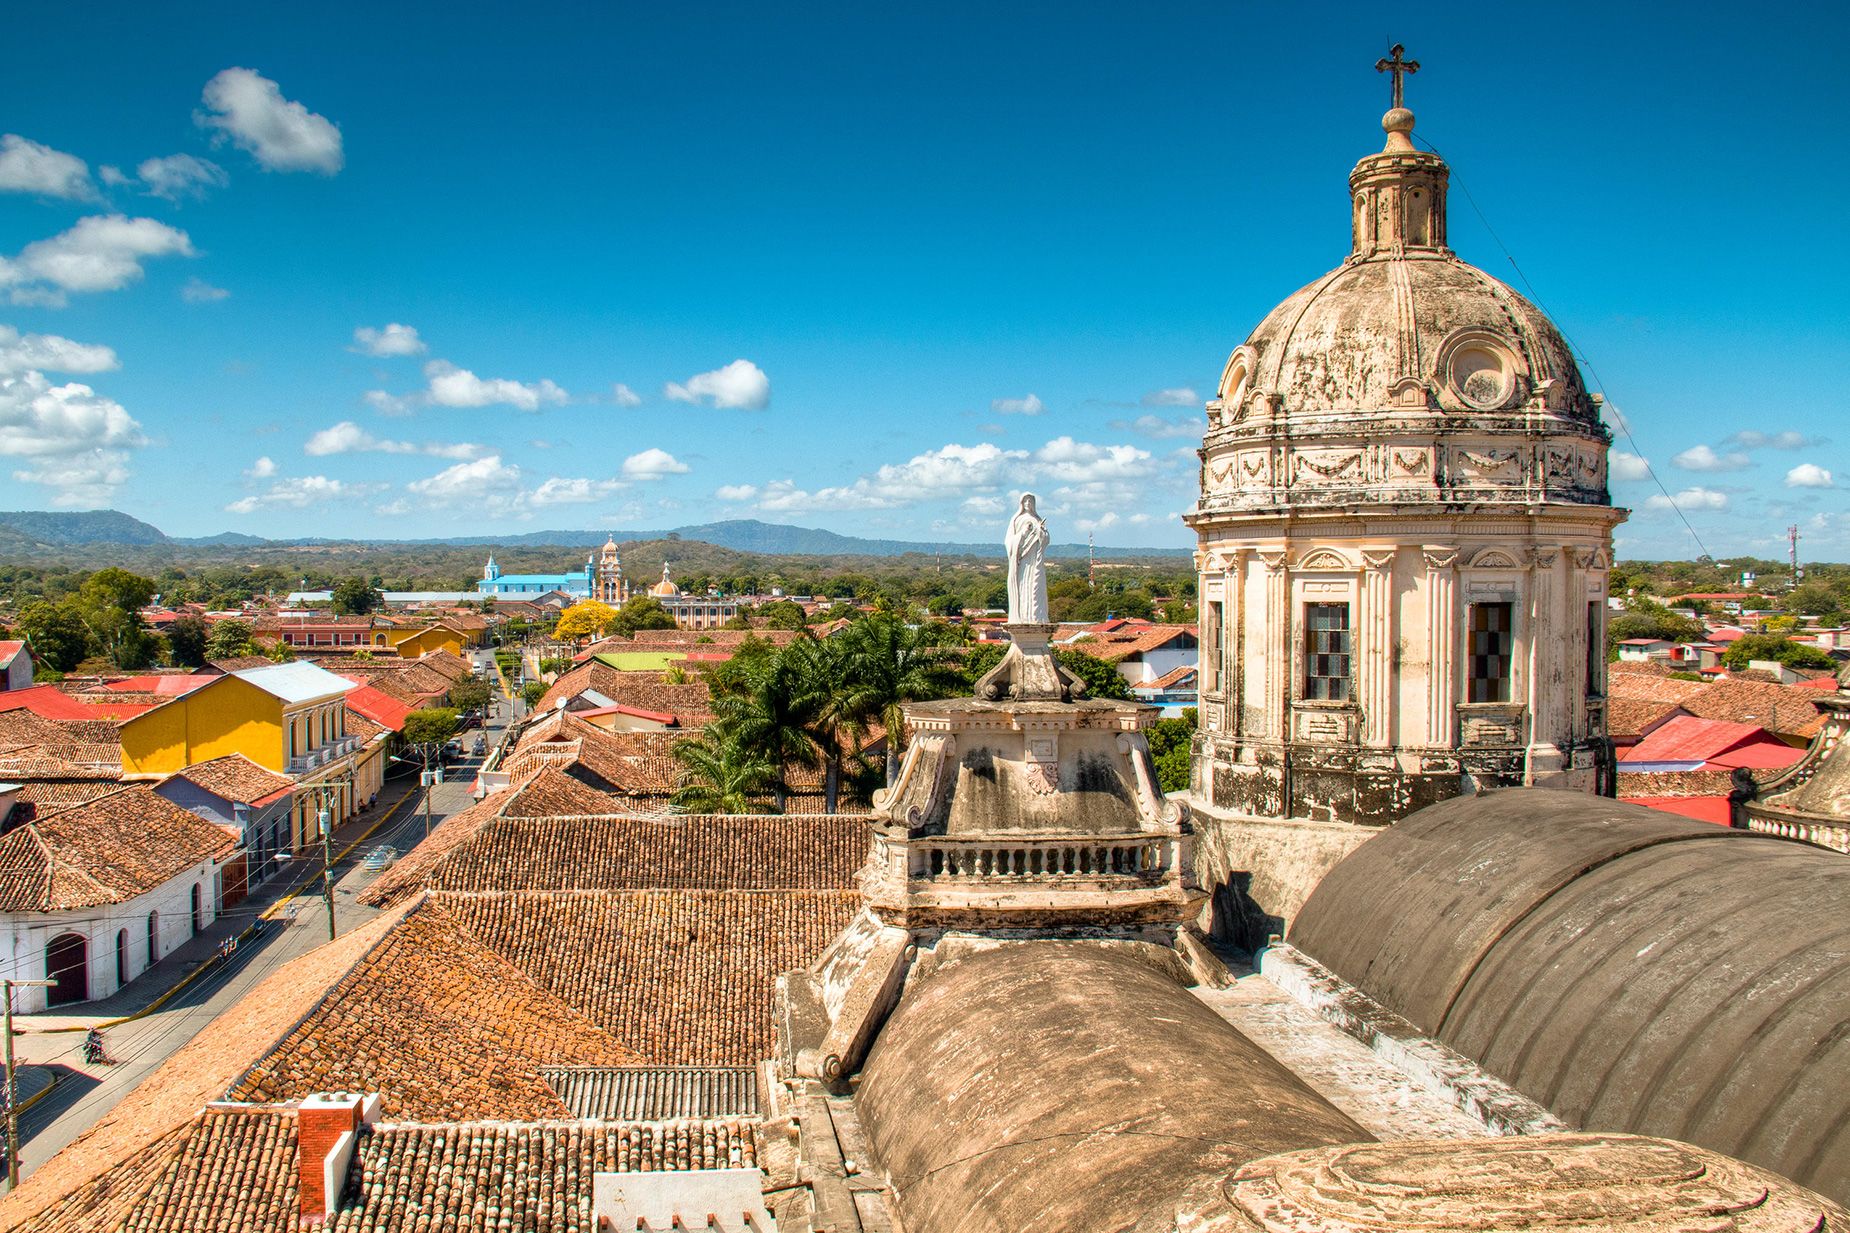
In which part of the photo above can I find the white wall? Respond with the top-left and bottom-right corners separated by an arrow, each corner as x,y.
0,859 -> 223,1014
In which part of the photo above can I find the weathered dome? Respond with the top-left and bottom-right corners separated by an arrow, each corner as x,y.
1227,253 -> 1594,421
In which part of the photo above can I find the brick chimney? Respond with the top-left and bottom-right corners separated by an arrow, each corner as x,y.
296,1092 -> 376,1223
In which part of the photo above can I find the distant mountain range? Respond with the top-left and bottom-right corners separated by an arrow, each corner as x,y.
0,511 -> 1188,560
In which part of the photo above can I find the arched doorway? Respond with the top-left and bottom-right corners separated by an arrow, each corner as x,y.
46,932 -> 87,1005
148,910 -> 160,965
116,929 -> 129,987
190,883 -> 202,934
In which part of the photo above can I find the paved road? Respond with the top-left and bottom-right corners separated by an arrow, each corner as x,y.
6,663 -> 517,1183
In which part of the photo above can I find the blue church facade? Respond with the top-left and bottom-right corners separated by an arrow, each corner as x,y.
476,553 -> 595,599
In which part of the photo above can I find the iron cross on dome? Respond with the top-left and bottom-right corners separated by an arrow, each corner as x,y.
1375,44 -> 1419,109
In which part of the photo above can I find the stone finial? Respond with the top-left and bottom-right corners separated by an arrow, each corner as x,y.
1382,106 -> 1416,153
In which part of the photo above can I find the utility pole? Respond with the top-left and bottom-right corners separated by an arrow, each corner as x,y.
1789,524 -> 1803,583
318,807 -> 337,941
5,977 -> 57,1190
420,745 -> 441,840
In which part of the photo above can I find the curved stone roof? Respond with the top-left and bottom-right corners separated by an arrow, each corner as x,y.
1289,789 -> 1850,1203
1236,253 -> 1592,420
855,941 -> 1367,1233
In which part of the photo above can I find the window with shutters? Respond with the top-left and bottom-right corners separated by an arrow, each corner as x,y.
1468,602 -> 1514,703
1303,603 -> 1352,702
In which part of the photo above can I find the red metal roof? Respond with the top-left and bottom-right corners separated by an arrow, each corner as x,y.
97,674 -> 218,696
1620,715 -> 1802,769
573,703 -> 680,726
341,682 -> 414,732
1619,796 -> 1732,826
0,684 -> 155,721
0,640 -> 25,666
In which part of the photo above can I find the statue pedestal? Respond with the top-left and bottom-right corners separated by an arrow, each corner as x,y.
975,623 -> 1086,702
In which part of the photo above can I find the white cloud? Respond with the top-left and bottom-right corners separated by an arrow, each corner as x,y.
1609,450 -> 1652,482
1785,463 -> 1834,489
1672,443 -> 1750,472
1032,436 -> 1155,484
363,389 -> 414,416
1117,413 -> 1199,440
1140,387 -> 1198,407
715,483 -> 759,501
424,360 -> 567,412
991,393 -> 1044,416
98,166 -> 130,188
621,447 -> 689,480
135,154 -> 227,202
1645,486 -> 1729,512
1074,511 -> 1120,533
962,495 -> 1005,517
304,420 -> 482,459
664,359 -> 771,410
0,326 -> 118,376
1727,429 -> 1823,450
196,68 -> 343,174
351,323 -> 425,357
612,382 -> 642,408
530,476 -> 624,507
0,214 -> 194,306
405,455 -> 535,518
0,369 -> 146,506
245,456 -> 277,478
181,277 -> 229,303
0,135 -> 95,200
225,475 -> 361,513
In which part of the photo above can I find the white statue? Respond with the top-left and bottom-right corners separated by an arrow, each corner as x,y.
1005,492 -> 1050,624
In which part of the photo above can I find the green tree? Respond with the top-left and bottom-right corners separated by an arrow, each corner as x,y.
787,636 -> 863,814
611,595 -> 679,637
838,614 -> 965,784
402,706 -> 459,747
263,639 -> 296,663
754,599 -> 805,630
521,680 -> 547,707
205,619 -> 258,660
74,568 -> 160,669
670,731 -> 778,814
330,577 -> 381,617
1720,635 -> 1837,672
1145,708 -> 1198,794
712,655 -> 821,812
166,614 -> 210,667
447,677 -> 491,715
1606,600 -> 1705,653
15,601 -> 91,672
1785,581 -> 1845,617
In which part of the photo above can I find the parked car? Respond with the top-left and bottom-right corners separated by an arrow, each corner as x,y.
472,737 -> 486,757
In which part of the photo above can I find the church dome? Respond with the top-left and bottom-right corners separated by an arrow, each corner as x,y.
1199,99 -> 1612,513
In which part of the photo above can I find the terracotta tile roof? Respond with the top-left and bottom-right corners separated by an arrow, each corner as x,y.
501,766 -> 627,816
1608,658 -> 1678,679
171,754 -> 296,806
233,898 -> 641,1119
359,793 -> 511,909
0,746 -> 122,781
0,785 -> 236,912
330,1120 -> 757,1232
1618,768 -> 1778,798
422,810 -> 868,894
1605,697 -> 1688,740
205,655 -> 275,673
1680,679 -> 1829,740
447,889 -> 859,1065
539,663 -> 714,723
1135,664 -> 1198,692
414,649 -> 474,682
1605,672 -> 1712,705
1062,621 -> 1196,664
0,904 -> 415,1233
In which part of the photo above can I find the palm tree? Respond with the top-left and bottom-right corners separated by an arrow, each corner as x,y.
712,655 -> 821,812
839,614 -> 965,785
670,731 -> 778,814
787,637 -> 862,814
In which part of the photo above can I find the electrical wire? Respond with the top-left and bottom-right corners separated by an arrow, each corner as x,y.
1416,134 -> 1716,563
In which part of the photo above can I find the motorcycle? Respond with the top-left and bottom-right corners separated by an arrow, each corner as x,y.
82,1028 -> 110,1065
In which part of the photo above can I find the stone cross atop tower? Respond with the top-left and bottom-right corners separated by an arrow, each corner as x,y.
1375,43 -> 1419,110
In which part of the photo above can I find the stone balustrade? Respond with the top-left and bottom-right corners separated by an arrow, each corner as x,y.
910,836 -> 1174,881
1745,809 -> 1850,855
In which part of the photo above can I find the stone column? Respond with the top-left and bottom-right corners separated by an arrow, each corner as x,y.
1423,546 -> 1459,747
1361,548 -> 1397,746
1260,550 -> 1289,742
1528,549 -> 1562,751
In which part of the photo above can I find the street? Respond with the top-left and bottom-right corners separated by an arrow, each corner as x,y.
5,656 -> 516,1183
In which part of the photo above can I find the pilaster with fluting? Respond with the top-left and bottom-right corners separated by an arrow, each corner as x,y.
1361,548 -> 1397,746
1261,550 -> 1288,741
1528,549 -> 1562,747
1423,546 -> 1459,746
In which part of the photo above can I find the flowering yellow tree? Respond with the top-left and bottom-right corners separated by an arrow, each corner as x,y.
554,599 -> 616,641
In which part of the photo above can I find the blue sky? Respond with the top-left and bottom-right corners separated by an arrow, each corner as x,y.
1,3 -> 1845,556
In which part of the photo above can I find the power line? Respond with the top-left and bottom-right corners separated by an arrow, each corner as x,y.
1416,135 -> 1715,563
